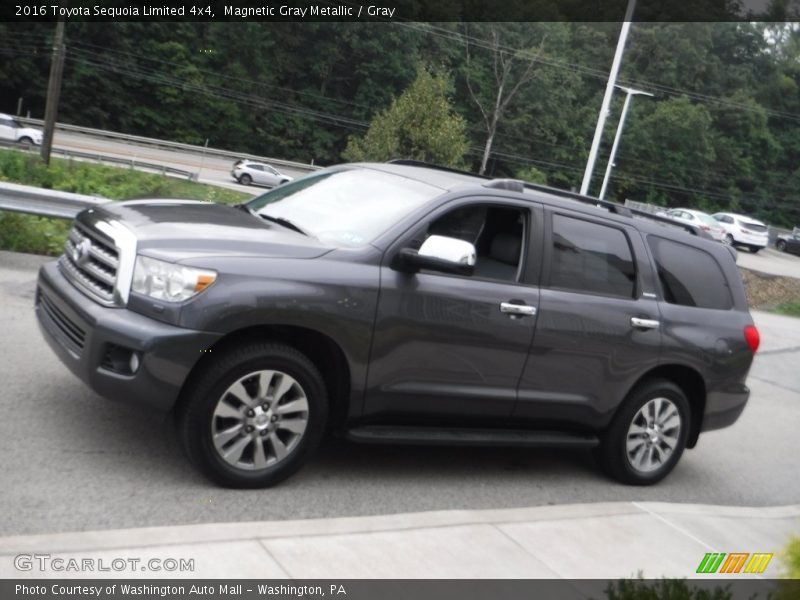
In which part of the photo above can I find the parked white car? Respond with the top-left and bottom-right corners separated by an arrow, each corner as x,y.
665,208 -> 726,242
231,160 -> 293,187
712,212 -> 769,253
0,113 -> 43,145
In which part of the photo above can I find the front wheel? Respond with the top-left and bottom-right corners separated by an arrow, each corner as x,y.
18,136 -> 33,147
594,379 -> 690,485
777,240 -> 786,252
178,342 -> 328,488
238,173 -> 252,185
749,245 -> 761,254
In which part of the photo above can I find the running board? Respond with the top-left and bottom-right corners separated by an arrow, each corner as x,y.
346,426 -> 599,448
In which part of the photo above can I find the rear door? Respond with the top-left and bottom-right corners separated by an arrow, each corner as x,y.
513,209 -> 662,429
363,196 -> 544,422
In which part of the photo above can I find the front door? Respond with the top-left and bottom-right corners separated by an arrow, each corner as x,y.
363,198 -> 543,422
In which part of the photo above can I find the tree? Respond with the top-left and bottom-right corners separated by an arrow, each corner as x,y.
341,67 -> 468,167
463,24 -> 548,175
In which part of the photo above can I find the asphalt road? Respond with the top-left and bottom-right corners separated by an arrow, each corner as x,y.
0,251 -> 798,537
51,131 -> 308,195
736,245 -> 800,279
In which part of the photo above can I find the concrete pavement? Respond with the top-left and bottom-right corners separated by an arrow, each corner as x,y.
1,502 -> 797,579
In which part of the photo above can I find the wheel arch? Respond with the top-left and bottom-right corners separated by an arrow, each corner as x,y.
176,324 -> 352,430
624,364 -> 707,449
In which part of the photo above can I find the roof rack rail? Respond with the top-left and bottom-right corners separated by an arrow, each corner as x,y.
483,179 -> 525,193
519,180 -> 633,217
387,161 -> 707,239
386,159 -> 490,180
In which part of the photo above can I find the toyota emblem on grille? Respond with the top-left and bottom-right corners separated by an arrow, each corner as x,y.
72,238 -> 91,265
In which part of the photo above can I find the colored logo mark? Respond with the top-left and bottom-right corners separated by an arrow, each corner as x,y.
696,552 -> 773,574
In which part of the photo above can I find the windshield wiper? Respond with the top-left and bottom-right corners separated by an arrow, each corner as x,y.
233,202 -> 256,215
259,214 -> 310,236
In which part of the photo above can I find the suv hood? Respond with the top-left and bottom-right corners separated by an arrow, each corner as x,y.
85,199 -> 333,261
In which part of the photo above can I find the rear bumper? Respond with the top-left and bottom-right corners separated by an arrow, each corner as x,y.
36,260 -> 222,411
701,383 -> 750,432
733,232 -> 768,247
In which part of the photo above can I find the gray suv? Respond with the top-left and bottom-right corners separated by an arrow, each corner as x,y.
35,161 -> 760,488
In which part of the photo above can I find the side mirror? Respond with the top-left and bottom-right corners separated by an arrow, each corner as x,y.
398,235 -> 476,275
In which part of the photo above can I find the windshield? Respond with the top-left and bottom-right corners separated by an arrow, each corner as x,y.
246,168 -> 442,247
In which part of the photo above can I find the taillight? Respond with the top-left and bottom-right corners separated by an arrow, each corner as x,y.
744,325 -> 760,353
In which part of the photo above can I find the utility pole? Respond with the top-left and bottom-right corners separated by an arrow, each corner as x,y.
598,86 -> 653,200
41,17 -> 66,165
579,0 -> 637,196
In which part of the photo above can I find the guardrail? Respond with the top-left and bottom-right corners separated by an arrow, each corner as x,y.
16,117 -> 319,174
0,181 -> 106,219
0,138 -> 195,179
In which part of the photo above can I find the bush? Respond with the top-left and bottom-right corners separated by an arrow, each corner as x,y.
0,149 -> 251,255
604,578 -> 732,600
0,212 -> 71,256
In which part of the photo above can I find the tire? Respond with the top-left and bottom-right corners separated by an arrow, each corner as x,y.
749,245 -> 761,254
777,240 -> 787,252
18,136 -> 33,146
178,342 -> 328,488
238,173 -> 252,185
594,379 -> 690,486
723,234 -> 734,246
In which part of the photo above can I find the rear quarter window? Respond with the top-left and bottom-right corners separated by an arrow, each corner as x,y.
648,236 -> 732,310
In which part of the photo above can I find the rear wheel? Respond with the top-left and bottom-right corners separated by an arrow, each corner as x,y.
723,234 -> 734,246
595,379 -> 690,485
777,240 -> 787,252
178,342 -> 328,488
18,136 -> 33,147
749,245 -> 761,254
238,173 -> 252,185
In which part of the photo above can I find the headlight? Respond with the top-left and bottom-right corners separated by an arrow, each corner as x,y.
131,255 -> 216,302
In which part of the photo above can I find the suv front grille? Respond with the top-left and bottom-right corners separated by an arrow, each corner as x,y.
38,290 -> 86,356
61,222 -> 119,305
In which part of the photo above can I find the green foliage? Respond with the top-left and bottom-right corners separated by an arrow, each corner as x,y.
0,149 -> 250,255
604,578 -> 732,600
515,165 -> 547,184
2,22 -> 800,225
0,150 -> 248,204
775,301 -> 800,318
781,536 -> 800,576
0,213 -> 71,256
342,67 -> 469,167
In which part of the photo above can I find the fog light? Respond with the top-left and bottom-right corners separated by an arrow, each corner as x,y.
129,352 -> 140,374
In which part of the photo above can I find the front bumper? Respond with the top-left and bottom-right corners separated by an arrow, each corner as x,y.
36,260 -> 223,411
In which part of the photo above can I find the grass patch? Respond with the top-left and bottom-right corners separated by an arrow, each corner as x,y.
775,300 -> 800,318
0,149 -> 251,256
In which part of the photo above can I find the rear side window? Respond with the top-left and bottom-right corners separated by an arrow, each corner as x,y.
549,214 -> 636,298
648,236 -> 732,310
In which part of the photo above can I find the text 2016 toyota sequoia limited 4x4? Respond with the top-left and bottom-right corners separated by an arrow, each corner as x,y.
35,161 -> 760,487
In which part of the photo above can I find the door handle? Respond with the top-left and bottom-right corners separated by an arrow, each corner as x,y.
500,302 -> 537,317
631,317 -> 660,330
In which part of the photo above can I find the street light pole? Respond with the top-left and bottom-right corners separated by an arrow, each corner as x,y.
579,0 -> 637,196
598,86 -> 653,200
